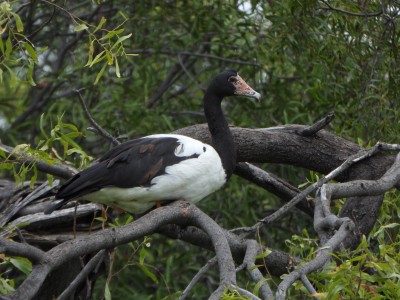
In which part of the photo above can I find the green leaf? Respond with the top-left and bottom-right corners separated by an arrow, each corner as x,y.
138,264 -> 159,284
5,37 -> 12,57
252,277 -> 269,297
88,50 -> 105,67
105,50 -> 113,65
373,223 -> 400,238
0,162 -> 13,170
118,11 -> 128,21
10,257 -> 32,275
99,28 -> 125,41
111,33 -> 132,50
27,59 -> 36,86
30,166 -> 38,188
4,64 -> 16,88
94,62 -> 107,85
255,248 -> 272,259
93,16 -> 107,33
104,282 -> 111,300
11,12 -> 23,32
39,114 -> 49,139
0,147 -> 6,158
139,248 -> 147,265
23,42 -> 38,63
115,57 -> 120,77
0,36 -> 4,54
74,24 -> 88,32
0,277 -> 15,294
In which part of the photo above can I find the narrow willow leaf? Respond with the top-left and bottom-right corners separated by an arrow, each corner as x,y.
115,57 -> 120,77
30,166 -> 38,188
105,50 -> 113,65
11,12 -> 23,32
99,28 -> 125,41
5,37 -> 12,57
138,264 -> 159,284
93,16 -> 107,33
118,11 -> 128,20
88,50 -> 105,67
23,42 -> 38,63
27,59 -> 36,86
139,248 -> 147,265
39,114 -> 49,139
0,37 -> 4,54
85,40 -> 95,66
74,24 -> 88,32
111,33 -> 132,50
94,62 -> 107,85
104,283 -> 111,300
4,64 -> 16,88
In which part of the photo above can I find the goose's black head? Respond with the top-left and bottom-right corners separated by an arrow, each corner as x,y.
207,70 -> 261,101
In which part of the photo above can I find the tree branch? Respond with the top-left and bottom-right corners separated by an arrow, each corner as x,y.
319,0 -> 382,17
57,249 -> 106,300
4,201 -> 235,300
297,113 -> 335,137
235,162 -> 314,216
0,142 -> 75,179
75,89 -> 121,146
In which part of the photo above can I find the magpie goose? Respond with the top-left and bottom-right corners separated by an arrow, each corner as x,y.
46,70 -> 261,214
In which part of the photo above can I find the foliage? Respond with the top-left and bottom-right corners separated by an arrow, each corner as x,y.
0,0 -> 399,299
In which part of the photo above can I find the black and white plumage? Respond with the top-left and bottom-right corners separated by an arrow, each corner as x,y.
47,70 -> 260,214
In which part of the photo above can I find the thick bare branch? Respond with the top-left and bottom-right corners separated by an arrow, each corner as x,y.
0,237 -> 45,264
3,201 -> 235,300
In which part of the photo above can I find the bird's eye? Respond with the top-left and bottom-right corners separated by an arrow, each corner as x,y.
228,77 -> 237,83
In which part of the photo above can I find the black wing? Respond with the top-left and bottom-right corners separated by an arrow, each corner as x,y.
46,136 -> 199,213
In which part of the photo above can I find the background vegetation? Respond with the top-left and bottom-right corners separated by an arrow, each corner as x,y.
0,0 -> 399,299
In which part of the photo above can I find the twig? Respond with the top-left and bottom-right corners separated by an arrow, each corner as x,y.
297,113 -> 335,137
57,250 -> 106,300
146,58 -> 187,108
132,48 -> 261,67
179,257 -> 217,300
320,0 -> 382,17
235,162 -> 314,216
75,89 -> 120,146
177,53 -> 205,92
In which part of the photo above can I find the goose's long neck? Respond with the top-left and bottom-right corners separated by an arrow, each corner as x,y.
204,91 -> 236,179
